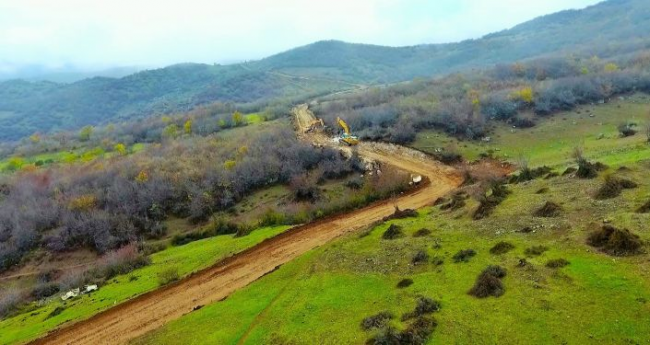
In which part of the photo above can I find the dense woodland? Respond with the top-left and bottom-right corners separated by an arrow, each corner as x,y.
314,50 -> 650,144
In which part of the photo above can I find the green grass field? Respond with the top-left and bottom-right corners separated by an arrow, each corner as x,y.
413,94 -> 650,168
0,226 -> 289,345
133,162 -> 650,344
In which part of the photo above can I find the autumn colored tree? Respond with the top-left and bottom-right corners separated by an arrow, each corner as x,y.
114,143 -> 127,155
604,63 -> 619,73
162,124 -> 179,139
184,120 -> 193,135
232,111 -> 244,127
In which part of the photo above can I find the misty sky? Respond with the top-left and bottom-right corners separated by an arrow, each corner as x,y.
0,0 -> 602,71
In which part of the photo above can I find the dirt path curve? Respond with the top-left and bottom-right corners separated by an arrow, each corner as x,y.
31,107 -> 462,345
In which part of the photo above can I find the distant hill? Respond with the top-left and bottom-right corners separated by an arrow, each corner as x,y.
0,65 -> 142,83
1,0 -> 649,141
255,0 -> 650,83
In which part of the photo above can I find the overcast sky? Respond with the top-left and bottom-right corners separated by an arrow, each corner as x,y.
0,0 -> 602,71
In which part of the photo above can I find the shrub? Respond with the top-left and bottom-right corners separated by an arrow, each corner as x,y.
95,244 -> 151,280
413,228 -> 431,238
469,265 -> 507,298
533,201 -> 562,218
525,246 -> 549,257
31,283 -> 60,300
594,176 -> 638,200
490,242 -> 515,255
397,278 -> 414,288
382,224 -> 404,240
618,122 -> 637,137
402,296 -> 441,321
0,289 -> 22,317
637,200 -> 650,214
432,256 -> 444,266
573,148 -> 605,179
440,192 -> 467,211
453,249 -> 476,263
473,181 -> 510,220
587,225 -> 643,256
158,267 -> 180,286
546,258 -> 570,268
411,250 -> 430,265
361,311 -> 394,330
45,306 -> 66,320
401,316 -> 437,345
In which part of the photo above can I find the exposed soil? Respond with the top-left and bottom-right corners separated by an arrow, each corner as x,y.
30,105 -> 464,345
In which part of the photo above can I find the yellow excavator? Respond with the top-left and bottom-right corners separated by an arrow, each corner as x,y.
336,117 -> 359,146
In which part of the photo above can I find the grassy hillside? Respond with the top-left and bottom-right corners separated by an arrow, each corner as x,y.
131,103 -> 650,344
2,0 -> 650,142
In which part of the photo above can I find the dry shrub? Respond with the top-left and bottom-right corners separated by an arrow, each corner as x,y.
469,265 -> 507,298
411,250 -> 430,265
587,225 -> 644,256
382,224 -> 404,240
0,288 -> 22,318
96,244 -> 150,280
413,228 -> 431,238
594,176 -> 638,200
440,192 -> 467,211
158,267 -> 180,286
473,181 -> 510,220
397,278 -> 414,289
401,316 -> 437,345
453,249 -> 476,263
525,245 -> 549,257
533,201 -> 562,218
546,258 -> 570,268
402,297 -> 441,321
383,206 -> 417,221
490,242 -> 515,255
361,311 -> 394,331
573,148 -> 606,179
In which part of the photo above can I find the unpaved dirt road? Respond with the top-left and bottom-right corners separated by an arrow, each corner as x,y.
31,106 -> 463,345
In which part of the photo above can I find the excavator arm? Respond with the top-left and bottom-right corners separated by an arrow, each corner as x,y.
337,117 -> 351,135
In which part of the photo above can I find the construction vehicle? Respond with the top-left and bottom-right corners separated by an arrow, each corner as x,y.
336,117 -> 359,146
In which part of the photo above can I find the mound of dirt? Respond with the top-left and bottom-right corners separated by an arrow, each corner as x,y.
382,224 -> 405,240
469,265 -> 507,298
382,206 -> 418,221
587,225 -> 644,256
533,201 -> 562,218
594,176 -> 638,200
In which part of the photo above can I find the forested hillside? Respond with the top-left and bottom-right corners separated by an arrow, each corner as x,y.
1,0 -> 649,142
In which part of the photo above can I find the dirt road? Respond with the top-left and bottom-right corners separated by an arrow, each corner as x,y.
31,107 -> 462,345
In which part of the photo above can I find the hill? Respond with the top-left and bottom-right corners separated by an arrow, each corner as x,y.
1,0 -> 650,141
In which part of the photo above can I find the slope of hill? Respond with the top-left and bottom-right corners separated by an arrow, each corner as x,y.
257,0 -> 650,82
1,0 -> 649,142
